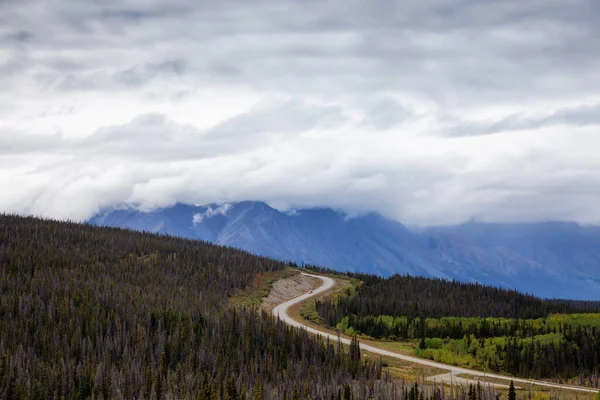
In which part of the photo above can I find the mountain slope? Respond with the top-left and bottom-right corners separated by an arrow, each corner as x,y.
89,201 -> 600,299
425,222 -> 600,299
90,202 -> 440,277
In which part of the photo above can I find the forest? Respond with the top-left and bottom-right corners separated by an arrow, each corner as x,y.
313,270 -> 600,387
1,215 -> 407,399
1,215 -> 597,398
309,270 -> 600,320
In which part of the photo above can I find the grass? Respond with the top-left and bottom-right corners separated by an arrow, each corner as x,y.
374,339 -> 419,353
299,299 -> 324,324
364,351 -> 449,380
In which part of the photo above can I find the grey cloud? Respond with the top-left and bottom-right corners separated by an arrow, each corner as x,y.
542,104 -> 600,127
359,97 -> 413,130
116,60 -> 186,87
5,0 -> 600,105
57,75 -> 99,91
450,103 -> 600,137
208,99 -> 346,138
0,131 -> 67,154
0,58 -> 24,79
56,60 -> 187,91
2,30 -> 32,43
206,60 -> 242,77
98,9 -> 183,22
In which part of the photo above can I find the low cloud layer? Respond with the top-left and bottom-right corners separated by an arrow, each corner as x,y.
192,204 -> 231,226
1,0 -> 600,226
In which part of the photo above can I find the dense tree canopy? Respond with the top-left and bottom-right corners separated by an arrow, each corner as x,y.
310,270 -> 600,321
0,215 -> 398,399
311,267 -> 600,386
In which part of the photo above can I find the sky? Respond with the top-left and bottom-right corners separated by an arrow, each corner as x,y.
1,0 -> 600,226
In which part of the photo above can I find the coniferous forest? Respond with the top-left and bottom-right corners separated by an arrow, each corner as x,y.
314,272 -> 600,387
0,215 -> 401,399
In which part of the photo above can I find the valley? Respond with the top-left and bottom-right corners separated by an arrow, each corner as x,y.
267,271 -> 600,397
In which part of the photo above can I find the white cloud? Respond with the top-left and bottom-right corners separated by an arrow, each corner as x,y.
192,204 -> 232,225
1,0 -> 600,226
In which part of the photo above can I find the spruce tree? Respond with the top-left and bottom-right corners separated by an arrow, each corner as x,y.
292,385 -> 301,400
252,379 -> 265,400
508,380 -> 516,400
350,336 -> 360,362
226,378 -> 238,400
468,384 -> 477,400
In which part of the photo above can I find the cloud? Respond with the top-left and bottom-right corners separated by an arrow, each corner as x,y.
192,203 -> 231,225
448,103 -> 600,137
2,30 -> 33,43
1,0 -> 600,226
207,98 -> 347,138
58,60 -> 187,91
358,96 -> 414,130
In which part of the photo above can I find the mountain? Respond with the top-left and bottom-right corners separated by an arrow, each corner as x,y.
89,201 -> 600,300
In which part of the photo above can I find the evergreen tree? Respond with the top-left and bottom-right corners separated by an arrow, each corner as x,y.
508,380 -> 517,400
468,384 -> 476,400
226,378 -> 238,400
252,378 -> 265,400
292,385 -> 301,400
350,336 -> 361,362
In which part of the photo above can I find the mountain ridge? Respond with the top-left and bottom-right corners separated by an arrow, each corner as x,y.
89,201 -> 600,300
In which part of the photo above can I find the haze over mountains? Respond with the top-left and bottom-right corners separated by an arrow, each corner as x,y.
90,201 -> 600,300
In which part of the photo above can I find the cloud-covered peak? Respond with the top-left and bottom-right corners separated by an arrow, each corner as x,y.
1,0 -> 600,226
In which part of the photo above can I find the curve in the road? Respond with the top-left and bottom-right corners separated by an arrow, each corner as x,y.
272,272 -> 599,394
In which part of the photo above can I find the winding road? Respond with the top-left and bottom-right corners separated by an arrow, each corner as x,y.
272,272 -> 599,394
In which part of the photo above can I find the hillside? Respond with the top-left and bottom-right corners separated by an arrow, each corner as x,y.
90,201 -> 600,299
0,215 -> 395,399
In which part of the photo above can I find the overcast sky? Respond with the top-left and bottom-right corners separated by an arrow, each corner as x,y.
1,0 -> 600,226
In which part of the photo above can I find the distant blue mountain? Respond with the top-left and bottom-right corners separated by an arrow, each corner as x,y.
89,201 -> 600,300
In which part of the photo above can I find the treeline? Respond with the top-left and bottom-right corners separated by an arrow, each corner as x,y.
326,314 -> 563,341
500,330 -> 600,381
0,215 -> 407,399
310,269 -> 600,320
